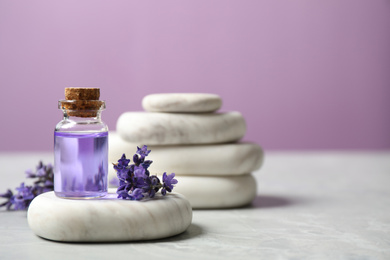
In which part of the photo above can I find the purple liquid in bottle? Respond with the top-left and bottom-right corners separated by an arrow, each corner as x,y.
54,131 -> 108,198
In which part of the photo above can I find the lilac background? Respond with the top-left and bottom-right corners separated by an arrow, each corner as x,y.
0,0 -> 389,152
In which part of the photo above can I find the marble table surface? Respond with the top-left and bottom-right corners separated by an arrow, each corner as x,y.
0,151 -> 389,260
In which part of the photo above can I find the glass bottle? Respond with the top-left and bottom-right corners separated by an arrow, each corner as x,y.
54,88 -> 108,199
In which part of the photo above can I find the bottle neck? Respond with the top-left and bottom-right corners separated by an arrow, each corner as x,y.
58,100 -> 106,118
62,109 -> 103,122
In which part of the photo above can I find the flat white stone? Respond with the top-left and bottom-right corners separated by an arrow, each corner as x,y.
116,111 -> 246,145
173,175 -> 257,209
108,132 -> 264,179
27,190 -> 192,242
142,93 -> 222,113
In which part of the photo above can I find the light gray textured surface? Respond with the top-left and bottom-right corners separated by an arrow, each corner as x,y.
1,151 -> 389,260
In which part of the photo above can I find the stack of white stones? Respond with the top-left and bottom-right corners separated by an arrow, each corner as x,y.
109,93 -> 264,209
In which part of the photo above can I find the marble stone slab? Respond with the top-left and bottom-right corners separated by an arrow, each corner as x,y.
173,174 -> 257,209
108,132 -> 264,179
116,111 -> 246,145
142,93 -> 222,113
27,190 -> 192,242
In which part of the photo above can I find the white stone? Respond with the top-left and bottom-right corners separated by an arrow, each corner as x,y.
108,132 -> 264,179
173,175 -> 257,209
142,93 -> 222,113
27,190 -> 192,242
116,111 -> 246,145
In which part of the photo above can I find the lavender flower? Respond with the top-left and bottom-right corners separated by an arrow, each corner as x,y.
137,145 -> 151,157
12,183 -> 34,210
129,188 -> 144,200
0,189 -> 13,210
117,189 -> 131,200
162,173 -> 178,196
0,183 -> 35,211
26,161 -> 54,194
141,160 -> 153,170
113,145 -> 177,201
133,165 -> 147,179
114,154 -> 130,171
141,175 -> 160,198
0,161 -> 54,211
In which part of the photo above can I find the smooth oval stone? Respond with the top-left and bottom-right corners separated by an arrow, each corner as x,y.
108,132 -> 264,178
173,175 -> 257,209
116,111 -> 246,145
142,93 -> 222,113
27,190 -> 192,242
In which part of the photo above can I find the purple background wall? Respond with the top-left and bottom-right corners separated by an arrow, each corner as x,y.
0,0 -> 389,151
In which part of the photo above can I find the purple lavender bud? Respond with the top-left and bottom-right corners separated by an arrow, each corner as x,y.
136,145 -> 151,157
162,172 -> 178,193
132,175 -> 146,189
36,161 -> 44,170
116,167 -> 130,181
134,166 -> 146,179
11,183 -> 35,210
117,154 -> 131,168
0,189 -> 14,210
36,168 -> 46,177
148,189 -> 156,198
1,161 -> 54,211
115,146 -> 178,201
25,169 -> 36,178
0,189 -> 13,199
133,154 -> 140,165
150,175 -> 160,186
117,190 -> 131,199
141,160 -> 153,169
129,188 -> 144,200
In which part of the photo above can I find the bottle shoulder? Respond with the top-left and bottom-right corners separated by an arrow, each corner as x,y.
55,119 -> 109,133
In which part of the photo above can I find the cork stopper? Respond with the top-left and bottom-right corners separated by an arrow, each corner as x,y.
59,88 -> 105,117
65,88 -> 100,101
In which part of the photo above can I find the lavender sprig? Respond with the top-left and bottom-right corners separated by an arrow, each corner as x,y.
113,145 -> 178,201
0,162 -> 54,210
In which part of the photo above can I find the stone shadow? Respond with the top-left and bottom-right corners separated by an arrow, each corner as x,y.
249,194 -> 300,208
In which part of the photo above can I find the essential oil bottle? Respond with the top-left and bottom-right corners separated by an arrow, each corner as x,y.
54,88 -> 108,199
